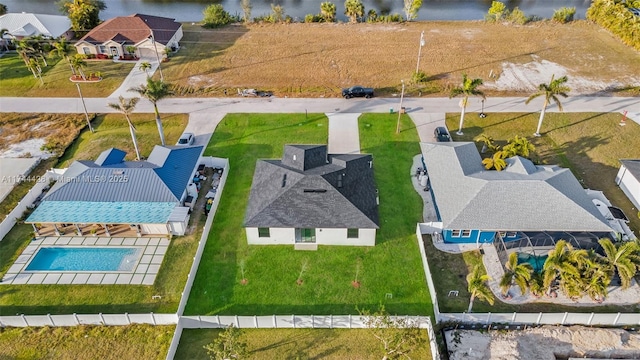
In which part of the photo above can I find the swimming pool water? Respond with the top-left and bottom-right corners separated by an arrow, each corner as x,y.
25,247 -> 142,272
517,253 -> 548,273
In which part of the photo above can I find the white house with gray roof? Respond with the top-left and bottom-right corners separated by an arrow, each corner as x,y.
27,145 -> 203,236
421,142 -> 614,245
0,13 -> 72,39
244,145 -> 379,247
616,159 -> 640,210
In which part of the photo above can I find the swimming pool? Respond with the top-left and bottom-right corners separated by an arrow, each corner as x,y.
517,253 -> 548,273
25,247 -> 142,272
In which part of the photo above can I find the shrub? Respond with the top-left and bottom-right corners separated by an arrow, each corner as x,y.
202,4 -> 233,28
377,13 -> 403,22
552,7 -> 576,23
344,0 -> 365,23
587,0 -> 640,50
320,1 -> 337,22
486,1 -> 507,22
367,9 -> 378,22
508,7 -> 528,24
270,4 -> 285,23
412,70 -> 428,84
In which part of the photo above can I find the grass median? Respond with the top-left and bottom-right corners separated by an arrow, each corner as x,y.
184,113 -> 431,316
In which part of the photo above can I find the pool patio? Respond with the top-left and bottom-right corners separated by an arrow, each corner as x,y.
1,236 -> 169,285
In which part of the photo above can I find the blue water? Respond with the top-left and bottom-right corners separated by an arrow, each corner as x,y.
25,247 -> 142,272
517,253 -> 548,273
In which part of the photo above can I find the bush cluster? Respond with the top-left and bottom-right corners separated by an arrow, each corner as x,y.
552,7 -> 576,23
587,0 -> 640,51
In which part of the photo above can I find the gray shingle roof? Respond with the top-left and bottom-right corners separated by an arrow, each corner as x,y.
620,159 -> 640,181
244,145 -> 379,229
421,142 -> 613,232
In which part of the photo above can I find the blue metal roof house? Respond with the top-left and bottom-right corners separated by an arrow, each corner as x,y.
27,145 -> 203,237
421,142 -> 614,249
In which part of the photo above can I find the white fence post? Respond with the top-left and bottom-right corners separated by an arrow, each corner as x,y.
613,313 -> 621,325
125,313 -> 130,325
292,315 -> 296,329
588,313 -> 594,325
561,312 -> 568,325
234,315 -> 239,328
21,314 -> 28,326
216,314 -> 220,327
273,315 -> 277,328
511,312 -> 517,324
330,314 -> 333,329
536,312 -> 543,325
311,315 -> 315,329
47,314 -> 54,326
348,314 -> 352,329
99,313 -> 104,325
486,312 -> 492,325
198,315 -> 202,328
73,313 -> 79,325
151,312 -> 156,325
254,315 -> 258,328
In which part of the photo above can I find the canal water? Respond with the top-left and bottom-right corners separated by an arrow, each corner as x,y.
4,0 -> 592,22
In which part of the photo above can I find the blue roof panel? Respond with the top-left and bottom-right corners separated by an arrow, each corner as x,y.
154,146 -> 203,199
27,201 -> 177,224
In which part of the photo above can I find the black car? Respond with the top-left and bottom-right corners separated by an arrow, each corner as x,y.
434,127 -> 451,142
342,86 -> 374,99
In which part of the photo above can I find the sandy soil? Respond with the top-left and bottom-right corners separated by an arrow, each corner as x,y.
446,325 -> 640,360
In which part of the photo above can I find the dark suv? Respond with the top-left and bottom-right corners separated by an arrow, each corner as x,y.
342,86 -> 374,99
434,127 -> 451,142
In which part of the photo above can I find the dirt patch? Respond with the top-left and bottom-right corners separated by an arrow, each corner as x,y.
163,21 -> 640,97
446,325 -> 640,360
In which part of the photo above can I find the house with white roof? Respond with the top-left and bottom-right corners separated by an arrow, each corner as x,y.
0,13 -> 72,39
616,159 -> 640,210
244,145 -> 379,248
26,145 -> 203,237
421,142 -> 614,247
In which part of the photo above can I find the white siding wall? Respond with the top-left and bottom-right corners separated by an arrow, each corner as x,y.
246,227 -> 295,245
316,228 -> 376,246
616,165 -> 640,209
169,27 -> 183,48
246,227 -> 376,246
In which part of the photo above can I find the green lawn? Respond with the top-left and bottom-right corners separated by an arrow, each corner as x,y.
0,113 -> 194,315
184,113 -> 431,316
0,324 -> 174,360
0,53 -> 134,97
175,328 -> 431,360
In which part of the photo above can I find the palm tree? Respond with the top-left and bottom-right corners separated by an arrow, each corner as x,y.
475,133 -> 497,154
344,0 -> 364,23
129,78 -> 173,146
502,135 -> 535,158
139,61 -> 152,78
449,74 -> 485,135
525,74 -> 570,137
108,96 -> 142,161
50,38 -> 75,75
598,238 -> 640,289
71,54 -> 87,80
499,252 -> 533,296
320,1 -> 337,22
482,151 -> 507,171
542,240 -> 585,296
466,265 -> 494,313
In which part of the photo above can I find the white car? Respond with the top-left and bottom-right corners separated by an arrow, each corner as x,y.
176,132 -> 195,146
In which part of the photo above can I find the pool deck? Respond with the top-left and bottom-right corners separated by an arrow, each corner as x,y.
1,236 -> 169,285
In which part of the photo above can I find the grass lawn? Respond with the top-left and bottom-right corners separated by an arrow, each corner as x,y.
0,324 -> 174,360
424,111 -> 640,313
0,113 -> 195,315
0,53 -> 134,97
175,328 -> 431,360
161,22 -> 640,97
184,113 -> 431,316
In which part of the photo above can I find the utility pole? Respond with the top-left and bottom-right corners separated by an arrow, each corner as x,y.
150,29 -> 164,81
396,80 -> 405,134
416,31 -> 425,73
76,83 -> 94,133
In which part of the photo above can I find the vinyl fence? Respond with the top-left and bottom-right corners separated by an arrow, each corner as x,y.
0,313 -> 177,327
438,312 -> 640,326
0,169 -> 65,241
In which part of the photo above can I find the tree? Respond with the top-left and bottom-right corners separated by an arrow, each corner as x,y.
475,133 -> 498,153
71,54 -> 87,80
344,0 -> 364,23
202,4 -> 233,28
525,74 -> 570,137
270,4 -> 285,23
240,0 -> 252,23
502,135 -> 535,158
59,0 -> 106,35
139,61 -> 152,78
499,252 -> 533,296
203,324 -> 247,360
360,305 -> 425,360
50,38 -> 76,75
129,78 -> 173,146
320,1 -> 337,22
449,73 -> 485,135
466,265 -> 494,313
108,96 -> 142,161
403,0 -> 423,21
0,3 -> 8,16
542,240 -> 585,297
598,238 -> 640,289
481,151 -> 507,171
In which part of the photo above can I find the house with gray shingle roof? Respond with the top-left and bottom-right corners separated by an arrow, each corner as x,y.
26,145 -> 203,236
244,145 -> 379,247
0,13 -> 72,40
73,14 -> 182,59
616,159 -> 640,209
421,142 -> 613,245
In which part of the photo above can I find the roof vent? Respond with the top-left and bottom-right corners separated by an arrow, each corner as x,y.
112,170 -> 124,175
337,174 -> 343,188
282,174 -> 287,188
303,189 -> 327,193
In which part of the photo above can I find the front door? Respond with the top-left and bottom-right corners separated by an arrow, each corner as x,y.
110,46 -> 118,56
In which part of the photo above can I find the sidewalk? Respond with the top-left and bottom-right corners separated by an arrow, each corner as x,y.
327,112 -> 360,154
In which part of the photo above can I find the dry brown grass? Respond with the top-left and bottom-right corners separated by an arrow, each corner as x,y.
162,21 -> 640,97
0,113 -> 88,155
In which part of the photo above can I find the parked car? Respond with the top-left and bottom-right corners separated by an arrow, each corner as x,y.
342,86 -> 374,99
434,127 -> 451,142
176,132 -> 195,146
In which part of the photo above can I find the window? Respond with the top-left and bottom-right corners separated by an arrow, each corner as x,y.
83,47 -> 91,55
461,230 -> 471,237
258,228 -> 270,238
300,228 -> 316,243
451,230 -> 461,237
98,45 -> 106,53
347,228 -> 359,239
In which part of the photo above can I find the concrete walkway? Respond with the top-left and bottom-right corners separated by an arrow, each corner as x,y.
326,112 -> 360,154
107,57 -> 160,99
408,112 -> 446,143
